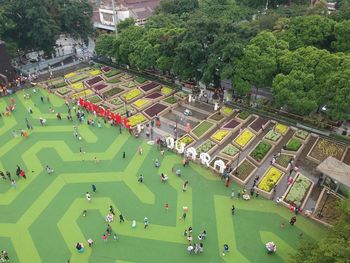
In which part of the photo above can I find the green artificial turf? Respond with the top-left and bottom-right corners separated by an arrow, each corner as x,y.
0,88 -> 327,263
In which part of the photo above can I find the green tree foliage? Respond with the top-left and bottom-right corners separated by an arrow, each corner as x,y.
95,34 -> 116,57
156,0 -> 199,15
332,20 -> 350,52
117,18 -> 135,33
293,197 -> 350,263
0,0 -> 93,54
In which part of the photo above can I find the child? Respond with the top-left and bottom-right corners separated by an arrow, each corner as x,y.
87,238 -> 94,247
82,210 -> 87,217
132,220 -> 136,228
113,233 -> 118,240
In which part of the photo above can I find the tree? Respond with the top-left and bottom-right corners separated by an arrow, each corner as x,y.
332,20 -> 350,52
156,0 -> 199,15
95,34 -> 116,57
117,18 -> 135,33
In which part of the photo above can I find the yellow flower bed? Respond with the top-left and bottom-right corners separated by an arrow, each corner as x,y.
71,89 -> 94,99
275,123 -> 288,135
122,88 -> 142,101
211,129 -> 230,141
133,98 -> 151,109
179,135 -> 194,145
258,166 -> 283,192
64,72 -> 76,79
89,69 -> 102,76
71,82 -> 84,90
234,129 -> 255,147
128,113 -> 147,127
161,86 -> 173,95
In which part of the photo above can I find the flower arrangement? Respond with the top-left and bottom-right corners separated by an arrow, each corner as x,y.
71,82 -> 84,90
89,69 -> 102,76
88,95 -> 102,104
126,81 -> 136,88
275,123 -> 288,135
133,98 -> 152,109
70,74 -> 88,83
161,86 -> 173,95
264,130 -> 282,142
122,88 -> 142,101
285,174 -> 312,207
196,140 -> 216,155
234,129 -> 255,148
258,166 -> 283,192
276,154 -> 293,168
128,113 -> 147,127
107,78 -> 121,84
102,87 -> 123,97
211,129 -> 230,142
179,135 -> 194,146
135,76 -> 147,84
222,144 -> 239,156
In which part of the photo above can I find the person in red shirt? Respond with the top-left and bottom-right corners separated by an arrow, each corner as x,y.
19,170 -> 26,179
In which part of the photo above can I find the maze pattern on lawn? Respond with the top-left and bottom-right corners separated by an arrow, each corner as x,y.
0,89 -> 327,263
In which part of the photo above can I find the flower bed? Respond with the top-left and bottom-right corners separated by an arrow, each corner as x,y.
174,91 -> 188,100
102,87 -> 124,98
264,130 -> 282,144
70,74 -> 88,83
86,76 -> 103,87
237,111 -> 250,121
93,83 -> 108,91
248,140 -> 274,165
196,140 -> 218,156
121,88 -> 142,102
70,89 -> 94,99
56,87 -> 72,96
53,82 -> 67,88
178,134 -> 195,147
145,92 -> 163,100
222,119 -> 241,132
233,129 -> 256,149
105,69 -> 121,78
89,69 -> 102,76
64,72 -> 76,79
283,173 -> 312,208
121,73 -> 133,80
257,166 -> 284,199
128,113 -> 148,128
107,78 -> 121,84
285,138 -> 302,151
274,123 -> 289,136
71,82 -> 85,90
295,129 -> 310,141
143,103 -> 168,118
101,66 -> 111,73
88,95 -> 102,104
274,154 -> 294,172
220,106 -> 234,116
132,98 -> 152,110
249,117 -> 270,134
308,138 -> 347,163
163,96 -> 179,105
191,120 -> 216,140
210,129 -> 231,144
231,159 -> 257,185
160,86 -> 173,96
107,97 -> 124,107
114,105 -> 134,116
135,76 -> 147,84
139,82 -> 159,93
208,112 -> 226,123
219,144 -> 240,160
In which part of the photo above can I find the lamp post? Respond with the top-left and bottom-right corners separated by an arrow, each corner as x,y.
317,190 -> 331,218
111,0 -> 118,37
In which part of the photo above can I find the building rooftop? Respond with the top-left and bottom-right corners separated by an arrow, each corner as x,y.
316,156 -> 350,187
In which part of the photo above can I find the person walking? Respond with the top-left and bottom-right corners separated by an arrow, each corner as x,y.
106,224 -> 112,235
123,151 -> 126,158
231,205 -> 235,216
102,234 -> 107,242
91,184 -> 96,193
230,189 -> 235,199
119,213 -> 125,223
86,192 -> 91,202
144,217 -> 149,229
6,171 -> 11,180
16,165 -> 21,178
182,212 -> 187,221
109,205 -> 115,215
222,244 -> 229,256
138,146 -> 143,155
225,177 -> 230,188
19,170 -> 26,179
138,174 -> 143,183
11,179 -> 16,189
87,238 -> 93,247
290,216 -> 297,226
183,181 -> 189,192
40,96 -> 44,103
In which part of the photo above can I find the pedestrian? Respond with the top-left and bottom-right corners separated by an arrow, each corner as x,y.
182,212 -> 187,221
19,170 -> 26,179
231,205 -> 235,216
82,210 -> 87,217
12,130 -> 18,137
184,229 -> 188,237
138,174 -> 143,183
6,171 -> 11,180
109,205 -> 115,215
138,146 -> 143,155
87,238 -> 93,247
290,216 -> 297,226
29,107 -> 33,114
280,222 -> 285,229
113,233 -> 118,240
255,191 -> 259,198
86,192 -> 91,202
40,96 -> 44,103
47,95 -> 50,103
106,224 -> 112,235
222,244 -> 229,256
119,213 -> 125,223
230,189 -> 235,199
11,179 -> 16,189
119,125 -> 122,134
250,188 -> 254,196
123,151 -> 126,158
164,203 -> 169,210
92,184 -> 96,193
144,217 -> 149,229
225,177 -> 230,188
94,157 -> 99,164
102,234 -> 107,242
16,165 -> 21,178
183,181 -> 189,192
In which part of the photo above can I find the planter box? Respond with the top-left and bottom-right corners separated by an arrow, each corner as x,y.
102,87 -> 124,99
210,129 -> 232,145
174,91 -> 188,102
280,173 -> 314,211
255,166 -> 285,200
281,137 -> 305,157
178,134 -> 196,148
190,120 -> 216,140
294,129 -> 311,143
273,154 -> 295,173
209,155 -> 231,174
55,87 -> 73,98
231,158 -> 258,186
232,128 -> 256,150
236,111 -> 252,124
247,140 -> 275,166
132,98 -> 153,111
139,82 -> 160,94
208,112 -> 227,124
143,103 -> 169,119
307,137 -> 347,164
128,112 -> 148,128
120,88 -> 143,103
195,139 -> 219,157
121,73 -> 134,81
219,144 -> 240,161
85,76 -> 104,87
220,106 -> 235,117
162,96 -> 180,108
222,119 -> 242,133
145,92 -> 164,101
249,117 -> 271,135
264,129 -> 284,145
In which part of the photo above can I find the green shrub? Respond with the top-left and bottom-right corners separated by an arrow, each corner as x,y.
238,111 -> 250,120
286,139 -> 302,151
250,141 -> 272,161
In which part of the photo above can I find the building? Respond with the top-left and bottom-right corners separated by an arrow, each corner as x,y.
93,0 -> 160,31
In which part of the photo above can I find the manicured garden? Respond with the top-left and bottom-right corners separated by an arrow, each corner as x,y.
102,87 -> 124,98
121,88 -> 142,102
191,120 -> 215,139
210,129 -> 230,143
196,139 -> 217,155
285,138 -> 303,152
143,103 -> 168,118
284,173 -> 312,207
221,144 -> 240,158
308,138 -> 347,162
258,166 -> 284,193
249,140 -> 273,163
233,159 -> 256,181
234,129 -> 255,149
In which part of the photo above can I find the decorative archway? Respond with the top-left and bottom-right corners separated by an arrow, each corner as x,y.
214,159 -> 225,174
